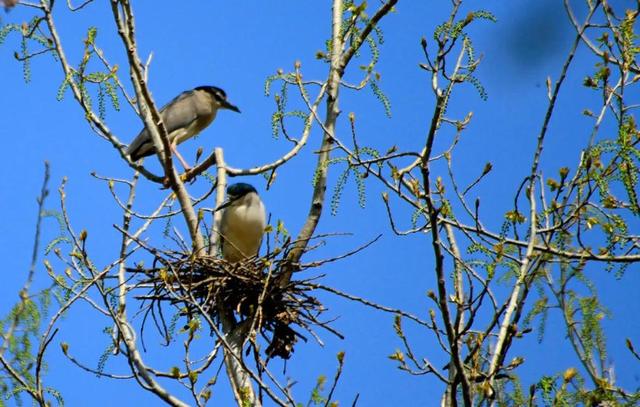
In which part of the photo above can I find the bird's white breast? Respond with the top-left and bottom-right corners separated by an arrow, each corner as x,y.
220,193 -> 266,263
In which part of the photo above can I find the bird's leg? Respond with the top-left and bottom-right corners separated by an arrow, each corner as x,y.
171,143 -> 192,172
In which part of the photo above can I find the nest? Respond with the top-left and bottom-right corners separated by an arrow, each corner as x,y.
130,243 -> 339,359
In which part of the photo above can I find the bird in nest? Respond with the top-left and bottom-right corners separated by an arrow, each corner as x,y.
217,183 -> 266,263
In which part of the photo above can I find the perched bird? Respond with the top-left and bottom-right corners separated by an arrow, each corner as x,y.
126,86 -> 240,169
218,183 -> 266,263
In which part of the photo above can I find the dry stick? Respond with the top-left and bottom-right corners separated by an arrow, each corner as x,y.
487,8 -> 598,395
283,0 -> 399,284
530,3 -> 597,178
0,353 -> 43,404
563,1 -> 611,64
40,187 -> 146,397
422,165 -> 472,407
66,0 -> 94,12
64,350 -> 135,379
217,309 -> 260,405
587,76 -> 624,148
16,2 -> 43,10
52,4 -> 194,398
306,283 -> 431,328
210,148 -> 261,406
280,0 -> 345,288
109,171 -> 139,357
210,147 -> 226,256
339,0 -> 399,71
101,179 -> 213,221
529,22 -> 632,392
443,222 -> 467,406
553,269 -> 602,386
302,97 -> 422,228
113,276 -> 189,403
39,1 -> 163,183
109,0 -> 205,255
545,84 -> 632,393
0,163 -> 49,356
90,43 -> 138,113
443,218 -> 640,263
323,354 -> 345,407
108,171 -> 189,405
0,163 -> 50,405
445,223 -> 465,330
565,0 -> 640,74
21,161 -> 49,296
487,184 -> 537,395
301,234 -> 382,268
438,242 -> 499,314
106,4 -> 197,405
37,266 -> 112,393
419,13 -> 473,404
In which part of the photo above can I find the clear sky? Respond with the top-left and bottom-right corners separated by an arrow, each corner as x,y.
1,1 -> 639,405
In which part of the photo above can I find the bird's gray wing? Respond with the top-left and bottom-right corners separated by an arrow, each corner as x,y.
126,126 -> 153,160
127,91 -> 199,160
161,91 -> 200,134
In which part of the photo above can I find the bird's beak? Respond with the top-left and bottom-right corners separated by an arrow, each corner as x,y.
222,100 -> 241,113
215,200 -> 232,212
215,195 -> 239,212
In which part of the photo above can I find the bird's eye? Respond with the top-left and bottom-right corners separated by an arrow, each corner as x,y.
213,89 -> 226,102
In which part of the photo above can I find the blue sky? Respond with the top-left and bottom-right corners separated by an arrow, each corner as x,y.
1,1 -> 639,405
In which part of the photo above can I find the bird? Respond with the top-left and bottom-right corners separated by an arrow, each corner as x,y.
126,86 -> 240,169
218,183 -> 267,263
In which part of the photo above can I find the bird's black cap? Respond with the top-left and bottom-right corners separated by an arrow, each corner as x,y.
195,85 -> 240,113
227,183 -> 257,198
195,85 -> 226,98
